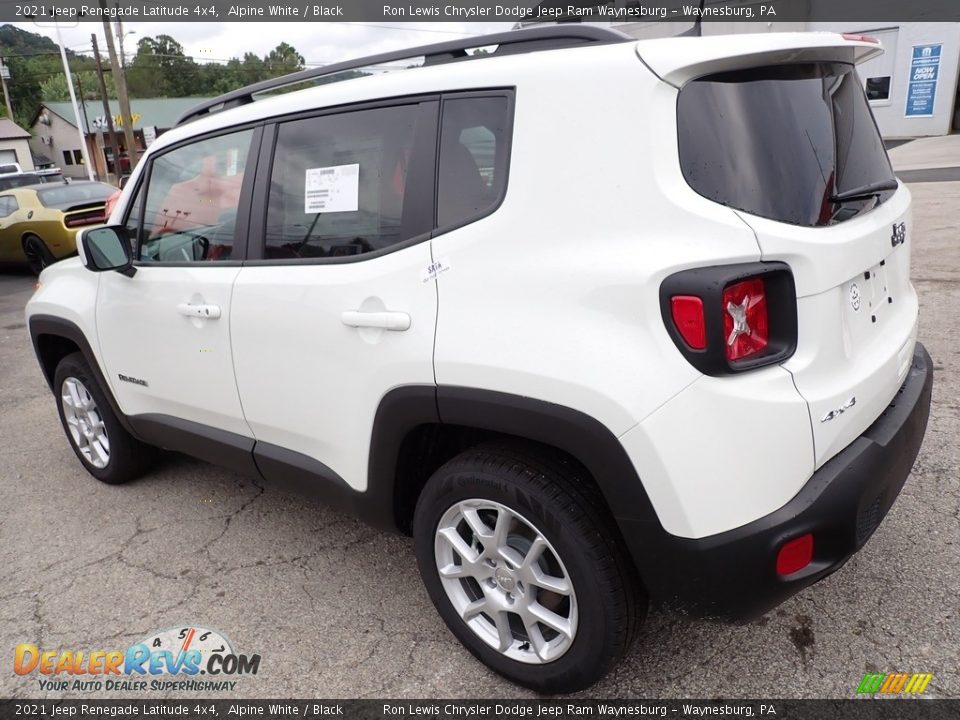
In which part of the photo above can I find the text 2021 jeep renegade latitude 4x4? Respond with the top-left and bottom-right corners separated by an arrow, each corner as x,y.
26,27 -> 933,691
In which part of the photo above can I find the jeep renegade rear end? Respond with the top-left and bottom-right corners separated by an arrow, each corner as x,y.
27,27 -> 932,692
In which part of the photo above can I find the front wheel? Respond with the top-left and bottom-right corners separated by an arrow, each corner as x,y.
413,442 -> 645,692
53,352 -> 155,484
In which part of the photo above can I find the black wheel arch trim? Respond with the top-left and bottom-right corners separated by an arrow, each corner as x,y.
28,314 -> 142,440
433,386 -> 660,525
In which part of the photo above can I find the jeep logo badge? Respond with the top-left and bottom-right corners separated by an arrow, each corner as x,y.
850,283 -> 862,312
892,222 -> 906,247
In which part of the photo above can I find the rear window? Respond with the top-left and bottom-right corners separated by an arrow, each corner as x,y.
677,62 -> 895,227
36,183 -> 115,208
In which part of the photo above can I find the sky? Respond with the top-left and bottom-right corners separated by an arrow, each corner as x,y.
13,21 -> 515,67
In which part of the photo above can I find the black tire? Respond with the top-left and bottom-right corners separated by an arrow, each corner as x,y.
413,441 -> 646,693
22,234 -> 55,276
53,352 -> 156,484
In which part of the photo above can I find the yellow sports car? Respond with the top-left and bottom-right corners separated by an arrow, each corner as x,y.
0,181 -> 116,274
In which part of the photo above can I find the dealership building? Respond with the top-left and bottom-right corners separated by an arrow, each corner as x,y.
29,96 -> 212,180
522,19 -> 960,138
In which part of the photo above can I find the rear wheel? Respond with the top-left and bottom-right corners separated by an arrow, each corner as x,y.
413,442 -> 645,692
22,234 -> 54,275
53,352 -> 155,484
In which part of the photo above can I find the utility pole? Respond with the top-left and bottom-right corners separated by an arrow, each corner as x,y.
74,72 -> 98,180
0,59 -> 13,119
115,21 -> 128,72
54,22 -> 94,181
92,34 -> 122,184
100,0 -> 137,170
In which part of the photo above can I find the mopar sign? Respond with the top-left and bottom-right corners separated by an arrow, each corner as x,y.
905,44 -> 943,117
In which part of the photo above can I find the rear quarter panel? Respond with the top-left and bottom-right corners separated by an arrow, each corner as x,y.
431,44 -> 816,538
21,209 -> 80,259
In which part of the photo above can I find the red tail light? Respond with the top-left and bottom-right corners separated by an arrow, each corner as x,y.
776,533 -> 814,576
660,262 -> 796,376
722,278 -> 769,362
64,211 -> 106,228
670,295 -> 706,350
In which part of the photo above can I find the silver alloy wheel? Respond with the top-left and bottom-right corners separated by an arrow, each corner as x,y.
61,377 -> 110,469
434,499 -> 578,664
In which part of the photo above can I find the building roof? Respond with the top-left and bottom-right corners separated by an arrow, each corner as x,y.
0,118 -> 31,139
35,97 -> 214,133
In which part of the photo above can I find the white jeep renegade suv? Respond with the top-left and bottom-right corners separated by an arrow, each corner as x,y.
26,27 -> 933,692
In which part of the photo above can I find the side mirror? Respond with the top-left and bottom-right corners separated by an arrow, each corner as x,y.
79,226 -> 136,277
118,175 -> 130,190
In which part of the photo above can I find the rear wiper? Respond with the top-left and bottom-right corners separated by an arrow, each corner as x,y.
830,178 -> 899,203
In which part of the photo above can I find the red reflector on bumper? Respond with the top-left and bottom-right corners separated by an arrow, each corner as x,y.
776,533 -> 814,576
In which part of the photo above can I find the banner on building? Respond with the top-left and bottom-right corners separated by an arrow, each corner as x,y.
905,43 -> 943,117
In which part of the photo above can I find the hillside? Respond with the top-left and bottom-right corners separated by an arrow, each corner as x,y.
0,23 -> 91,128
0,24 -> 64,56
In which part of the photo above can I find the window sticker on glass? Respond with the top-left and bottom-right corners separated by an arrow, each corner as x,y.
305,163 -> 360,214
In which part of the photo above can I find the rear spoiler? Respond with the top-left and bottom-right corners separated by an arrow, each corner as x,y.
637,32 -> 884,87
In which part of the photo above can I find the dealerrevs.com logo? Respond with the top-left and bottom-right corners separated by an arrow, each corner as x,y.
14,626 -> 260,693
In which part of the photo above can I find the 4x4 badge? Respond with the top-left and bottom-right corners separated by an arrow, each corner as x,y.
892,222 -> 906,247
821,397 -> 857,423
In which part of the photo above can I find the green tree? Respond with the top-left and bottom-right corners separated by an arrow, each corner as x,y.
264,42 -> 304,76
39,70 -> 116,102
127,34 -> 198,97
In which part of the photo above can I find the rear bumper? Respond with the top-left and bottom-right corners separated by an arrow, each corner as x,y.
620,343 -> 934,620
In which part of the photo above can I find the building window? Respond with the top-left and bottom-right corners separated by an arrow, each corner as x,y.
866,76 -> 892,102
62,151 -> 74,166
73,149 -> 84,165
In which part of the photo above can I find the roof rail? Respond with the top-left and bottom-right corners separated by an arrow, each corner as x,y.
174,25 -> 631,127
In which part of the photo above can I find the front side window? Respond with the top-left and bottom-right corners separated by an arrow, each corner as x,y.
138,129 -> 253,262
677,63 -> 895,227
264,104 -> 426,260
437,96 -> 510,228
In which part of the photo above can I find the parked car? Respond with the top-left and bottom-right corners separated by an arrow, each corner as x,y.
0,170 -> 66,191
0,161 -> 23,176
0,181 -> 114,273
25,27 -> 933,692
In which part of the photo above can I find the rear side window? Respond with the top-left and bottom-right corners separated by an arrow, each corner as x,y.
0,195 -> 16,217
264,104 -> 433,259
36,183 -> 115,207
437,96 -> 510,229
677,63 -> 895,227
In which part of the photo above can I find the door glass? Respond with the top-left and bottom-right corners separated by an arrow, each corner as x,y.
265,104 -> 423,259
139,129 -> 254,263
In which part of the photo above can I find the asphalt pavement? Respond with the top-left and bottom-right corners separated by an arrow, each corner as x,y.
0,180 -> 958,699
